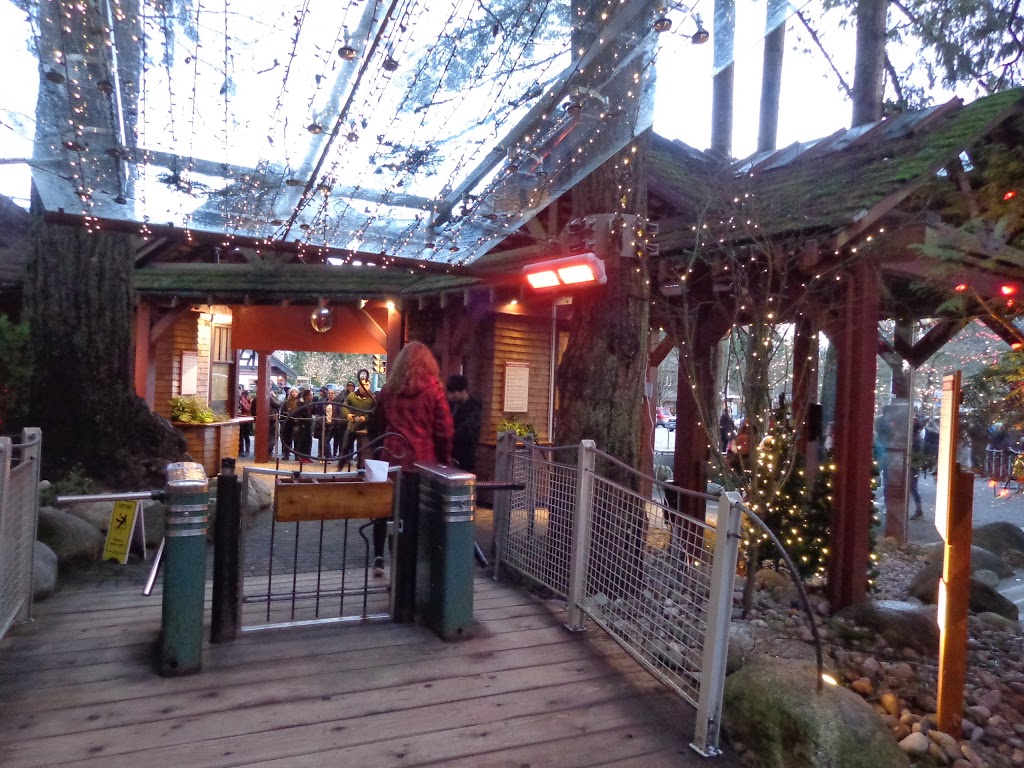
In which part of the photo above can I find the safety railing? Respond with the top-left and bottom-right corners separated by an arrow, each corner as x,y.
493,435 -> 743,756
0,428 -> 42,642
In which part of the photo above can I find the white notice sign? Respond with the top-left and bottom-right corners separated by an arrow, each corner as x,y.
503,362 -> 530,413
181,351 -> 199,395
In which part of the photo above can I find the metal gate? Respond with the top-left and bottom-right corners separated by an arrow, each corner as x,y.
0,428 -> 42,642
240,466 -> 399,631
493,436 -> 742,756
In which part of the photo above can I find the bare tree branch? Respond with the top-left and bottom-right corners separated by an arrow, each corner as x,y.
795,10 -> 853,100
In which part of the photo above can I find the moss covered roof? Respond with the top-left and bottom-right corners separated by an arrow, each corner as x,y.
651,89 -> 1024,251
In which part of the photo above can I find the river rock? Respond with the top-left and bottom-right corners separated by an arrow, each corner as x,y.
834,599 -> 940,654
32,540 -> 58,599
907,566 -> 1019,620
921,545 -> 1013,579
972,522 -> 1024,559
723,660 -> 910,767
36,506 -> 105,564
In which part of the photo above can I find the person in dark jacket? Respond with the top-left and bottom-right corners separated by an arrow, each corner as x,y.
369,341 -> 453,577
445,374 -> 482,473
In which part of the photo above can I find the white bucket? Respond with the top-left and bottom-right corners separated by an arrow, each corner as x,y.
364,459 -> 389,482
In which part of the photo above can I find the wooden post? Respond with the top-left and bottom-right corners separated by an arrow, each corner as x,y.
937,467 -> 973,737
828,262 -> 880,609
936,371 -> 971,737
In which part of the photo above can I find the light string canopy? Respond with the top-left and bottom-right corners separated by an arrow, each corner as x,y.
25,0 -> 668,268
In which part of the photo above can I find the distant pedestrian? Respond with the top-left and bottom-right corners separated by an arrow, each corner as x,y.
446,374 -> 482,472
237,386 -> 252,456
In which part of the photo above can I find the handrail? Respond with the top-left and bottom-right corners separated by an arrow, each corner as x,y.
737,501 -> 826,692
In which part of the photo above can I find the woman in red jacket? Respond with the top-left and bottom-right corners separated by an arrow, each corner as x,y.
370,341 -> 453,577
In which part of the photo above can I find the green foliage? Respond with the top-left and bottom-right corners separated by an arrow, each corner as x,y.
39,465 -> 102,507
0,314 -> 33,433
170,396 -> 216,424
287,351 -> 374,387
496,414 -> 536,437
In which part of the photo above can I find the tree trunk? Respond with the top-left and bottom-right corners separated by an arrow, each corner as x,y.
555,137 -> 651,472
757,0 -> 788,153
711,0 -> 736,157
852,0 -> 888,126
23,218 -> 186,488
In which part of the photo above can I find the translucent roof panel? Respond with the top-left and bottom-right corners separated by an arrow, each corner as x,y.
24,0 -> 658,266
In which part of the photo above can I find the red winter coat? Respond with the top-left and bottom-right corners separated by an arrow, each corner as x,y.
377,375 -> 453,471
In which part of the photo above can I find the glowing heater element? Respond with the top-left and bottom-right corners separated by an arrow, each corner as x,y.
523,253 -> 607,290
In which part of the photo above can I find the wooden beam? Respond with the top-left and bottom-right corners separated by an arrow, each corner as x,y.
908,318 -> 971,367
149,307 -> 187,345
648,335 -> 676,368
979,312 -> 1024,348
355,307 -> 388,349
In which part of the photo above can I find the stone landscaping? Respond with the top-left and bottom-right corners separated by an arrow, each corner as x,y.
725,522 -> 1024,768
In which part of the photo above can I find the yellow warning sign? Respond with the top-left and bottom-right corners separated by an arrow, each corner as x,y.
103,500 -> 140,564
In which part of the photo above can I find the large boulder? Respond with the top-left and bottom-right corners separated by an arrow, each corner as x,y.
908,566 -> 1021,620
922,543 -> 1012,579
63,500 -> 116,533
833,599 -> 939,655
242,473 -> 273,522
723,660 -> 910,768
32,541 -> 58,599
36,506 -> 105,564
971,521 -> 1024,559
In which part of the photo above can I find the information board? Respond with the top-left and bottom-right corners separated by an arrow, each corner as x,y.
503,362 -> 530,413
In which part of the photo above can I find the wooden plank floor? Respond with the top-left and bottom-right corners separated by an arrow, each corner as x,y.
0,575 -> 743,768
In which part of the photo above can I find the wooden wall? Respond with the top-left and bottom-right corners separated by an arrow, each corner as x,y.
482,311 -> 554,443
152,312 -> 209,419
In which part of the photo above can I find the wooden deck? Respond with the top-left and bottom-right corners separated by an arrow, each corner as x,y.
0,574 -> 742,768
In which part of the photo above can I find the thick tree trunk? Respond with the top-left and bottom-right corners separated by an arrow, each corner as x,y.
555,138 -> 650,472
23,219 -> 186,488
757,0 -> 788,153
852,0 -> 888,126
711,0 -> 736,157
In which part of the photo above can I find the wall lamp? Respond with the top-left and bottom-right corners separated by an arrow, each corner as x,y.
524,253 -> 607,290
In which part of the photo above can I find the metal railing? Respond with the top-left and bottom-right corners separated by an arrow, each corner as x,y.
0,428 -> 42,642
493,435 -> 743,756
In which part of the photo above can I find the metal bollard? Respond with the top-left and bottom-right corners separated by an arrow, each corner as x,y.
414,462 -> 476,640
159,461 -> 209,676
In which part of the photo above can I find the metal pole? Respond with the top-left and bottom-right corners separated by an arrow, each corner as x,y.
564,440 -> 595,632
691,491 -> 743,756
492,431 -> 516,581
211,458 -> 242,643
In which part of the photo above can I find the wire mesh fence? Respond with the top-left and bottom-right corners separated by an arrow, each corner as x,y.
0,429 -> 41,642
500,443 -> 579,598
494,436 -> 742,756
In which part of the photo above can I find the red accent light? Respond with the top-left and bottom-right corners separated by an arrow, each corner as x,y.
1005,190 -> 1018,201
1001,284 -> 1017,296
954,283 -> 968,292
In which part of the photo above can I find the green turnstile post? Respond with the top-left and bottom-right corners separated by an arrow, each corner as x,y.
160,462 -> 209,676
415,463 -> 475,640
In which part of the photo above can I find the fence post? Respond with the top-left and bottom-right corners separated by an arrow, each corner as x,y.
565,439 -> 595,632
691,491 -> 742,756
18,428 -> 41,624
492,430 -> 516,581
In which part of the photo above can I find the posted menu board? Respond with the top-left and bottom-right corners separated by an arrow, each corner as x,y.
503,362 -> 530,412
